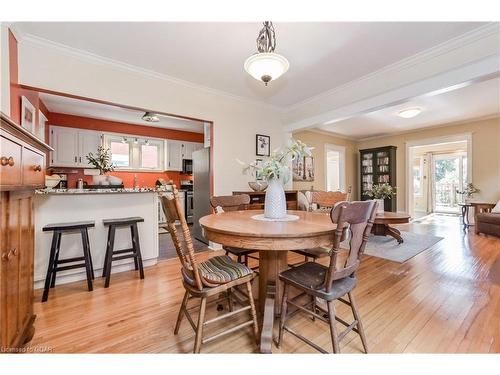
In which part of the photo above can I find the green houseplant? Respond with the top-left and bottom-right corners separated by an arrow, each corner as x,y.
86,146 -> 115,185
364,183 -> 397,213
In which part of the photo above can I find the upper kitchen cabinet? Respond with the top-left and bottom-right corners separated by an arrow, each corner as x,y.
166,140 -> 182,171
49,126 -> 102,168
166,140 -> 203,171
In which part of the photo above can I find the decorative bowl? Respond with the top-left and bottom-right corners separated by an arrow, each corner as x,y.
248,181 -> 268,192
45,174 -> 61,189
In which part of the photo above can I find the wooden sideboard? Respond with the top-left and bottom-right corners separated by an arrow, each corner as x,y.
0,112 -> 52,351
232,190 -> 299,210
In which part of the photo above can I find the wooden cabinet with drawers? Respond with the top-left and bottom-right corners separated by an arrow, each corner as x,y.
0,112 -> 52,351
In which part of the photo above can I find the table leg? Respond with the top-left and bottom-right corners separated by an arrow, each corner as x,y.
461,205 -> 467,230
258,250 -> 288,354
386,225 -> 404,244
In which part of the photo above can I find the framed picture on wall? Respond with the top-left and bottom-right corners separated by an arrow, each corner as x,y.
255,159 -> 264,180
293,156 -> 315,182
21,96 -> 36,133
38,110 -> 48,141
256,134 -> 270,156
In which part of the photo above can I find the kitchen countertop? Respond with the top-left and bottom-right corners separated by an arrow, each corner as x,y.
36,188 -> 156,195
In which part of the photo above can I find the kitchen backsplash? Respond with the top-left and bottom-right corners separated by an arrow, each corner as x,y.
52,168 -> 192,189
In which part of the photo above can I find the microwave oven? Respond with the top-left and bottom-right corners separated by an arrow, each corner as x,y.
182,159 -> 193,174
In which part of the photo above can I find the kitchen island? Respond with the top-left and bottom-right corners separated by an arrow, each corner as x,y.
34,189 -> 159,289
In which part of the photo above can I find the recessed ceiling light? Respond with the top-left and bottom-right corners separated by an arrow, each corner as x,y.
142,112 -> 160,122
398,108 -> 422,118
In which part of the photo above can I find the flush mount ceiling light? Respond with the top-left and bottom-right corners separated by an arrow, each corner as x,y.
244,21 -> 289,86
398,108 -> 422,118
142,112 -> 160,122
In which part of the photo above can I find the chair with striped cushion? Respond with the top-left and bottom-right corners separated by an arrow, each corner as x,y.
210,194 -> 259,269
160,188 -> 259,353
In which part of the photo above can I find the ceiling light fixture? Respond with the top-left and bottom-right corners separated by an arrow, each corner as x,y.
142,112 -> 160,122
244,21 -> 289,86
398,108 -> 422,119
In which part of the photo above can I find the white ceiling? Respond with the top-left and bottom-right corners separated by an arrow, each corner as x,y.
40,93 -> 204,133
14,22 -> 487,108
315,77 -> 500,139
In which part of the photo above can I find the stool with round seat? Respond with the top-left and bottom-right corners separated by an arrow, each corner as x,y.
102,217 -> 145,287
41,220 -> 95,302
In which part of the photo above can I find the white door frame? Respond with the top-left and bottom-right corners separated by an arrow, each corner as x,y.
405,133 -> 472,217
324,143 -> 346,192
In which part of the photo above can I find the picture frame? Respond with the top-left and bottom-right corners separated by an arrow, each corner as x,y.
38,110 -> 48,141
293,156 -> 315,182
21,96 -> 36,133
255,158 -> 264,180
256,134 -> 270,157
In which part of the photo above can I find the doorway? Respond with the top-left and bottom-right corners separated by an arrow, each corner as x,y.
433,152 -> 467,214
406,134 -> 471,218
325,144 -> 346,192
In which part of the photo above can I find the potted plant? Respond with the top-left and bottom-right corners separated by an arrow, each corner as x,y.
86,146 -> 115,185
364,183 -> 397,213
239,138 -> 313,219
456,183 -> 479,203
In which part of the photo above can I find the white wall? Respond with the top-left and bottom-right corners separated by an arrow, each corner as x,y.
0,24 -> 10,116
16,38 -> 287,195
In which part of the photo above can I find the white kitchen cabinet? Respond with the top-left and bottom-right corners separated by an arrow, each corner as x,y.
181,142 -> 204,160
49,126 -> 102,167
78,130 -> 102,167
49,126 -> 79,167
166,140 -> 182,171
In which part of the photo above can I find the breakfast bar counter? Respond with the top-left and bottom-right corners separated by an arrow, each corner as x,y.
33,189 -> 159,289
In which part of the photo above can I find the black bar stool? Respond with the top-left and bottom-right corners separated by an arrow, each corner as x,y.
42,221 -> 95,302
102,217 -> 145,288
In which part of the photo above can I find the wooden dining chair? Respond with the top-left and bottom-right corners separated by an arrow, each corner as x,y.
278,200 -> 377,353
160,189 -> 259,353
210,194 -> 259,269
291,189 -> 352,266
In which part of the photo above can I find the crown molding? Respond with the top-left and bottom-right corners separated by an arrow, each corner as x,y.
294,128 -> 358,142
10,24 -> 284,113
355,113 -> 500,143
286,22 -> 500,113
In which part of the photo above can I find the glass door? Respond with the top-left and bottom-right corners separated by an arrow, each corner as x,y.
433,153 -> 467,213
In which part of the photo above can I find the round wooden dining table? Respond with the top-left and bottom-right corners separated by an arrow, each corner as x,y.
199,210 -> 336,353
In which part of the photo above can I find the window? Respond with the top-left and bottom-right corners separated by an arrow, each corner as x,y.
104,134 -> 165,171
141,144 -> 159,169
325,144 -> 346,192
110,141 -> 130,167
413,157 -> 423,196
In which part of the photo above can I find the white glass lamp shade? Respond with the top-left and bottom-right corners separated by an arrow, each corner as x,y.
244,52 -> 289,84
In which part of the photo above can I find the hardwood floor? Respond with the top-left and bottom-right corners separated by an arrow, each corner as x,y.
29,214 -> 499,353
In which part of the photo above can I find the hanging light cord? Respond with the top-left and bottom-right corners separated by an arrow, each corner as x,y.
256,21 -> 276,53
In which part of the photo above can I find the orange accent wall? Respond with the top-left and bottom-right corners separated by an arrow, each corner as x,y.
47,113 -> 203,189
9,29 -> 49,135
48,113 -> 203,142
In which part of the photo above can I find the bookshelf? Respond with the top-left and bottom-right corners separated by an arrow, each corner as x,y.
359,146 -> 397,212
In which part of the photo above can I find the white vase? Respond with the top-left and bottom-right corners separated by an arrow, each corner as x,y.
264,178 -> 287,219
92,174 -> 108,185
375,198 -> 385,214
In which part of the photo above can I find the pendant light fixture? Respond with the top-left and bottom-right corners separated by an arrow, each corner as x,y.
142,112 -> 160,122
244,21 -> 289,86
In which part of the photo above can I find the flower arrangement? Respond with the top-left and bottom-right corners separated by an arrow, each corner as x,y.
239,138 -> 313,183
456,183 -> 479,198
86,146 -> 115,175
364,183 -> 397,199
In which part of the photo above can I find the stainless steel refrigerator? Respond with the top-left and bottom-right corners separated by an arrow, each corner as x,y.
192,147 -> 211,243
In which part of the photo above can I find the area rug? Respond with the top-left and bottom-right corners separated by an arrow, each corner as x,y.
341,231 -> 443,263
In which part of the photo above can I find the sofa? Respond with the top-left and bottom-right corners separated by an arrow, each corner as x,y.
473,202 -> 500,237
